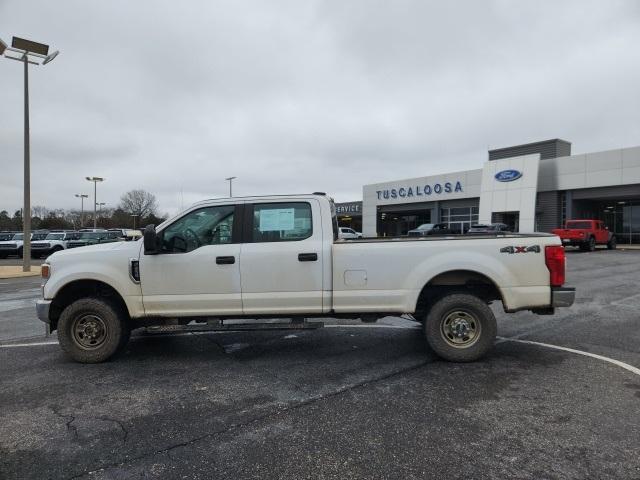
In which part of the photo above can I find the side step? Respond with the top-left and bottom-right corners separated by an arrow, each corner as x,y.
144,319 -> 324,334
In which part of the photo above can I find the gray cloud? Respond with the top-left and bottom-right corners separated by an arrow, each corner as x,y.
1,0 -> 639,216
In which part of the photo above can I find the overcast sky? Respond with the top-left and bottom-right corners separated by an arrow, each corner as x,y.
1,0 -> 639,216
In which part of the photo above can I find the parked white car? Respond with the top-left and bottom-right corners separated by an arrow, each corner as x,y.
0,233 -> 26,258
338,227 -> 363,239
31,232 -> 78,258
37,193 -> 575,364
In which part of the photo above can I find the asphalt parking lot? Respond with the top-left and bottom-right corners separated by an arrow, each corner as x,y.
1,249 -> 639,479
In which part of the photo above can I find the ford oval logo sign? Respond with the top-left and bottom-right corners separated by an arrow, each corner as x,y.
495,169 -> 522,182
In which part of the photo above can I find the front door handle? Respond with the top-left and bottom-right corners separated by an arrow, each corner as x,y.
298,253 -> 318,262
216,256 -> 236,265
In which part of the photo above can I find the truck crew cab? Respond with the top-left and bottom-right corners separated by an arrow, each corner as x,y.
37,194 -> 575,364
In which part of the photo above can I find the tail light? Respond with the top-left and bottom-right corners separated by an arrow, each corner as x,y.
41,263 -> 50,279
545,245 -> 565,287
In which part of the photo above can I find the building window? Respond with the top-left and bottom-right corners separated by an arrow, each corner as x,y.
440,206 -> 479,234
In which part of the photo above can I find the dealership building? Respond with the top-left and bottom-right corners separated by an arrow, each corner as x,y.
344,139 -> 640,243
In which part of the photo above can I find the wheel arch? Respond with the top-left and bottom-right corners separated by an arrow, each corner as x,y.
414,269 -> 503,320
49,279 -> 130,331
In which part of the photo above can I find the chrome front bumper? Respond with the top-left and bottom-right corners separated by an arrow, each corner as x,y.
551,287 -> 576,308
36,299 -> 52,324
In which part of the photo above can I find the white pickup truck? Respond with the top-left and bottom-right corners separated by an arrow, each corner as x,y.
36,193 -> 575,363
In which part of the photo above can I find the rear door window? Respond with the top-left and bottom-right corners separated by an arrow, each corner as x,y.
251,202 -> 312,242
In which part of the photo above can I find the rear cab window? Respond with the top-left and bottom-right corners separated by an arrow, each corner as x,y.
566,221 -> 592,229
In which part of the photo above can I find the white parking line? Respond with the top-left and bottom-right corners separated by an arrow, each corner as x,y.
0,340 -> 58,348
498,336 -> 640,377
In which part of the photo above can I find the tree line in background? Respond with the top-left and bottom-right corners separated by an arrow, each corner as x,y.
0,189 -> 166,231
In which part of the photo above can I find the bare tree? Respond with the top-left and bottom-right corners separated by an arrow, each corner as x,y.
118,189 -> 159,218
32,205 -> 49,219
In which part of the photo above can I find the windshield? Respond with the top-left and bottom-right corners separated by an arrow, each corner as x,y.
416,224 -> 434,230
566,221 -> 592,229
13,234 -> 24,240
45,233 -> 65,240
78,232 -> 105,240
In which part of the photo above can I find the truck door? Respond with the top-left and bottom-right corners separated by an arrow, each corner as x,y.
139,203 -> 243,316
597,221 -> 608,243
240,200 -> 324,314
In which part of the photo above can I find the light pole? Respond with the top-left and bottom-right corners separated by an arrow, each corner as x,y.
86,177 -> 104,229
97,202 -> 106,226
225,176 -> 237,197
75,194 -> 88,227
2,36 -> 60,272
131,214 -> 140,230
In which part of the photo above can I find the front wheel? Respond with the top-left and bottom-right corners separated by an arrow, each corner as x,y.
607,236 -> 617,250
424,293 -> 497,362
57,298 -> 129,363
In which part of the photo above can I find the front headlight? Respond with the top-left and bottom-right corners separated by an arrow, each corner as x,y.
41,263 -> 51,280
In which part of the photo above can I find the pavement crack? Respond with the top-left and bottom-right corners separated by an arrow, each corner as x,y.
64,359 -> 430,479
51,406 -> 78,440
99,416 -> 129,444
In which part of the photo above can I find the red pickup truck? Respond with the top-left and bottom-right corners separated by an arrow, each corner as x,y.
552,220 -> 616,251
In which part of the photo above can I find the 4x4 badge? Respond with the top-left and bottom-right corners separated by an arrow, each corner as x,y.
500,245 -> 541,254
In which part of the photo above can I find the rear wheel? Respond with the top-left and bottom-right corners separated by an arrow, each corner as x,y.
424,293 -> 497,362
57,297 -> 129,363
607,236 -> 617,250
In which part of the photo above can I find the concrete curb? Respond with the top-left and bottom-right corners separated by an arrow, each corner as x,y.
0,266 -> 41,279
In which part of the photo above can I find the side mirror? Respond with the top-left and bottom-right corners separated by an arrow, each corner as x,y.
144,224 -> 159,255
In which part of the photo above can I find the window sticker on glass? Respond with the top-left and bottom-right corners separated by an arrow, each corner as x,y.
259,208 -> 295,232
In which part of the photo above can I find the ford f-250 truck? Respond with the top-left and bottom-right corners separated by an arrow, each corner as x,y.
36,194 -> 575,364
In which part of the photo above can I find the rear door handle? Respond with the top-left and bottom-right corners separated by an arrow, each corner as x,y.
298,253 -> 318,262
216,256 -> 236,265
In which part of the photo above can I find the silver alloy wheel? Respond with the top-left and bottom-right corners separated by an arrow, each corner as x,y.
440,310 -> 481,348
72,314 -> 108,350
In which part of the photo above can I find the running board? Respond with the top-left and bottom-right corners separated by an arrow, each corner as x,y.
144,319 -> 324,334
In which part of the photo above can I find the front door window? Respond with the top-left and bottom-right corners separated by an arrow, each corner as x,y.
160,205 -> 234,253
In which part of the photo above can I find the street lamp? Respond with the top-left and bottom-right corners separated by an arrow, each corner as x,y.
225,176 -> 237,197
2,36 -> 60,272
75,194 -> 88,227
85,177 -> 104,229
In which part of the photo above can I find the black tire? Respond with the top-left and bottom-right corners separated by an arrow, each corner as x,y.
57,297 -> 128,363
607,236 -> 617,250
424,293 -> 497,362
588,236 -> 596,251
0,254 -> 6,259
17,248 -> 23,258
